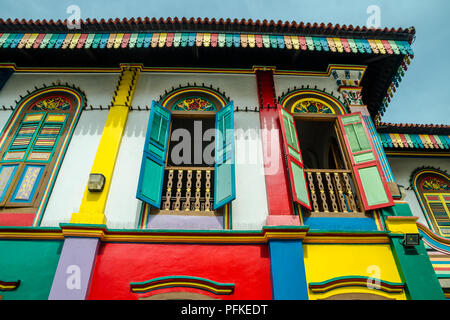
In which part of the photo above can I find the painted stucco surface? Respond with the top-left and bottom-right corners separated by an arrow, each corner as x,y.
0,110 -> 12,135
132,73 -> 259,110
273,74 -> 343,106
0,73 -> 119,109
104,110 -> 149,229
0,239 -> 63,300
233,112 -> 269,230
41,111 -> 108,226
303,243 -> 407,300
88,243 -> 272,300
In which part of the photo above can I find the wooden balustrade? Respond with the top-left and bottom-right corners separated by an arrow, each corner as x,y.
160,166 -> 215,214
305,169 -> 361,214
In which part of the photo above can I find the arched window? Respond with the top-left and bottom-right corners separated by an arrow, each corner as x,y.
412,168 -> 450,237
277,89 -> 393,216
0,86 -> 85,226
136,87 -> 235,229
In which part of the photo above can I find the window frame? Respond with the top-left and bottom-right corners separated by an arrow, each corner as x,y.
0,110 -> 73,210
292,112 -> 367,216
0,86 -> 85,225
412,169 -> 450,237
136,88 -> 235,230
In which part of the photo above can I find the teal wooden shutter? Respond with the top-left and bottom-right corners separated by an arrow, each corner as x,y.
136,101 -> 171,208
214,102 -> 236,209
338,113 -> 394,210
278,106 -> 312,210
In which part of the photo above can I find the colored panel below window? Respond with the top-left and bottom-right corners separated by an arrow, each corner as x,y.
0,165 -> 18,201
27,152 -> 51,161
3,152 -> 25,161
11,165 -> 44,203
24,113 -> 44,122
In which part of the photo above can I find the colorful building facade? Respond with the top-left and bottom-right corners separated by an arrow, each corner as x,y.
0,17 -> 448,300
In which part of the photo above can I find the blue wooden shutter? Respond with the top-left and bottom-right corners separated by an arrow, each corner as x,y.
136,101 -> 171,208
214,102 -> 236,209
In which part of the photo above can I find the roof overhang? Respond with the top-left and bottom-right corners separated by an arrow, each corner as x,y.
0,17 -> 415,119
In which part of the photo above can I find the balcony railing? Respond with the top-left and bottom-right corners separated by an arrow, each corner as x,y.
305,169 -> 362,214
159,166 -> 216,215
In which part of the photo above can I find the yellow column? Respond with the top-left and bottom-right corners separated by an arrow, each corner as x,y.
71,64 -> 142,224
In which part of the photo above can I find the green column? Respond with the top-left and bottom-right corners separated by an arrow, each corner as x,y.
383,204 -> 445,300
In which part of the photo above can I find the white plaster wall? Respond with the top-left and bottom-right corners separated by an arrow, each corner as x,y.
132,72 -> 259,109
105,110 -> 150,229
0,72 -> 120,109
274,74 -> 345,105
0,110 -> 12,134
41,111 -> 108,226
232,112 -> 269,230
388,157 -> 450,227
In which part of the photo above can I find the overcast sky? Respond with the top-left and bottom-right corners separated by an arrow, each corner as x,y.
1,0 -> 449,125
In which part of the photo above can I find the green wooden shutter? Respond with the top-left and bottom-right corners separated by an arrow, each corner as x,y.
338,112 -> 394,210
136,101 -> 171,208
214,102 -> 236,209
278,106 -> 312,210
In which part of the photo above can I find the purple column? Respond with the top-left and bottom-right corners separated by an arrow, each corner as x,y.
48,237 -> 100,300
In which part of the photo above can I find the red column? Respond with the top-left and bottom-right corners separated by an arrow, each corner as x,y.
256,69 -> 299,226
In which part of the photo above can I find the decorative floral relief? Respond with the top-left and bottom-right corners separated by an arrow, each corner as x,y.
15,166 -> 42,201
340,89 -> 364,106
172,97 -> 216,111
292,99 -> 333,114
421,176 -> 450,191
0,166 -> 15,195
31,97 -> 71,111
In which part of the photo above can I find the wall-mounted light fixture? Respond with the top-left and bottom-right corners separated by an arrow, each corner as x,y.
402,233 -> 420,247
88,173 -> 105,192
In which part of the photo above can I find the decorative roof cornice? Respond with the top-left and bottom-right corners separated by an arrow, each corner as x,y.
0,17 -> 416,41
377,122 -> 450,135
0,17 -> 415,119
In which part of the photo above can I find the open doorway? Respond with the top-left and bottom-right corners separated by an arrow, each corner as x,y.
293,117 -> 363,214
294,119 -> 346,170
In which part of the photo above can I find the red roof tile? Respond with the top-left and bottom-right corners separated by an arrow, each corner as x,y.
377,122 -> 450,135
0,17 -> 415,42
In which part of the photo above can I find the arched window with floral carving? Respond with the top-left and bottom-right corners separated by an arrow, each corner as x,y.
412,168 -> 450,237
0,86 -> 85,226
